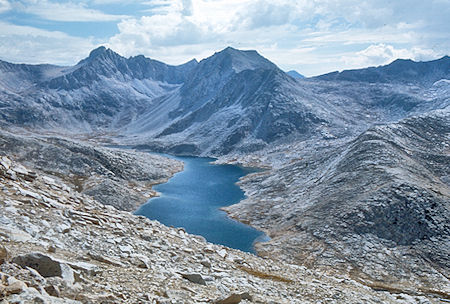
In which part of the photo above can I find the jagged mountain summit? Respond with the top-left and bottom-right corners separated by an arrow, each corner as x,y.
0,47 -> 448,155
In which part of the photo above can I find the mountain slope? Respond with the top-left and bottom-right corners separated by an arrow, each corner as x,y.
0,47 -> 449,301
122,52 -> 449,155
287,70 -> 305,79
225,109 -> 450,294
1,155 -> 421,303
177,47 -> 278,114
45,46 -> 197,90
129,68 -> 330,155
0,130 -> 183,210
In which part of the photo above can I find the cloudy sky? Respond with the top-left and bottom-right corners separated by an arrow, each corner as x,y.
0,0 -> 448,76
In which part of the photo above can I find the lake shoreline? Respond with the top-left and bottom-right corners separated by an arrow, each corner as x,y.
134,153 -> 269,253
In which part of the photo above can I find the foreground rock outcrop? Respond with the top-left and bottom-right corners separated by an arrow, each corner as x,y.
1,156 -> 436,303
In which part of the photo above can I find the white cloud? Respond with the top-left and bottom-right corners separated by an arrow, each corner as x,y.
304,25 -> 418,45
108,12 -> 204,57
0,21 -> 96,65
17,0 -> 128,22
1,0 -> 448,76
0,0 -> 11,13
107,0 -> 303,58
104,0 -> 448,76
91,0 -> 138,3
342,43 -> 440,68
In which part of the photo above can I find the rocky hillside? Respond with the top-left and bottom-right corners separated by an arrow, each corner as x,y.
0,130 -> 182,211
224,109 -> 450,299
1,156 -> 428,303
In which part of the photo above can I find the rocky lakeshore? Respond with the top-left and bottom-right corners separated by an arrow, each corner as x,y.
1,154 -> 441,303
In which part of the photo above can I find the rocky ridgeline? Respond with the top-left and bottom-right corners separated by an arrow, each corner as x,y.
0,157 -> 425,303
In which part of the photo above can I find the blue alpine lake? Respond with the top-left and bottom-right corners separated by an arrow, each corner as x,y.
134,155 -> 268,253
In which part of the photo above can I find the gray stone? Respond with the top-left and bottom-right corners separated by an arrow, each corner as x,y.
12,253 -> 74,284
0,227 -> 32,242
13,253 -> 62,277
0,245 -> 9,264
200,260 -> 211,268
181,273 -> 206,285
129,254 -> 150,269
87,253 -> 125,267
217,249 -> 227,259
44,284 -> 61,297
0,156 -> 12,170
240,292 -> 252,301
215,293 -> 242,304
5,277 -> 27,295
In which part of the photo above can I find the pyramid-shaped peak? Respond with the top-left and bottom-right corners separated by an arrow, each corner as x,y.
218,46 -> 262,58
207,46 -> 277,73
89,46 -> 107,57
74,46 -> 123,67
88,46 -> 119,59
222,46 -> 255,53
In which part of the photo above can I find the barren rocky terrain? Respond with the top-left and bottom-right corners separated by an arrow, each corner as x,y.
223,109 -> 450,300
2,156 -> 436,303
0,47 -> 448,303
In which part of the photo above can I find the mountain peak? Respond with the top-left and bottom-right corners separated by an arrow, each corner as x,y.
220,46 -> 256,54
218,46 -> 259,58
88,46 -> 119,60
391,58 -> 414,63
206,46 -> 277,73
74,46 -> 123,68
89,46 -> 107,57
316,55 -> 450,87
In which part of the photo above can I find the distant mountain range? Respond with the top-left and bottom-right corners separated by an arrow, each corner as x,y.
0,47 -> 448,155
317,56 -> 450,86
